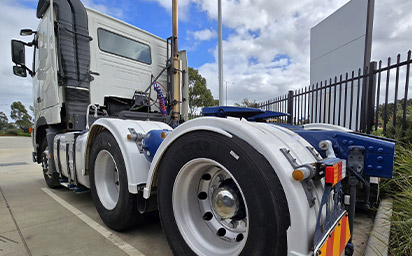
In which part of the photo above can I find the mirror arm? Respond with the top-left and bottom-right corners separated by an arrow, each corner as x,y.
22,65 -> 34,77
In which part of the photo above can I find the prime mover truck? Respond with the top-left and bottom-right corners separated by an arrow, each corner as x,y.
11,0 -> 395,255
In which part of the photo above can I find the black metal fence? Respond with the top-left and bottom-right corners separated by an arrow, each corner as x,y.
260,50 -> 412,134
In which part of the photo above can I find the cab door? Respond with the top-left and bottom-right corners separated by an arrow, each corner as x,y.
33,7 -> 60,123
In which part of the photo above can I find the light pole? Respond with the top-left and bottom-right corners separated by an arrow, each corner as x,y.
218,0 -> 224,106
225,81 -> 234,106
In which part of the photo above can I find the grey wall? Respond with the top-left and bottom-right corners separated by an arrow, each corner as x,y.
310,0 -> 374,130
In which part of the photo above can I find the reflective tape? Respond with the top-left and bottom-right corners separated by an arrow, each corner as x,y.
318,214 -> 351,255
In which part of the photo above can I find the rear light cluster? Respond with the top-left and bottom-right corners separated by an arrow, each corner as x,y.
325,160 -> 346,186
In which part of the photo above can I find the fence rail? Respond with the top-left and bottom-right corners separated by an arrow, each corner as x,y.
260,50 -> 412,135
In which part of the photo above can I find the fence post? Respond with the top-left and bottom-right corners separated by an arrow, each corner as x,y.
287,90 -> 294,124
363,62 -> 377,134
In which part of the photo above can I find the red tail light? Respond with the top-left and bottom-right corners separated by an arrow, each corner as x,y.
325,161 -> 345,186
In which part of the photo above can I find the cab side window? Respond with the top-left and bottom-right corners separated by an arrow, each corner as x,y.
97,28 -> 151,64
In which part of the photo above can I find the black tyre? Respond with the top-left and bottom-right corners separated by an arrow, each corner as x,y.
89,131 -> 140,231
41,138 -> 60,188
157,131 -> 290,256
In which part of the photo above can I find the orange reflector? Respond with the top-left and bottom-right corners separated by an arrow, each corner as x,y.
318,214 -> 351,256
126,134 -> 132,140
325,162 -> 343,186
292,169 -> 305,181
29,127 -> 33,133
338,162 -> 342,181
49,153 -> 51,159
160,131 -> 167,139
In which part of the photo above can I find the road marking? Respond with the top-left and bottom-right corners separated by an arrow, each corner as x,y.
41,188 -> 145,256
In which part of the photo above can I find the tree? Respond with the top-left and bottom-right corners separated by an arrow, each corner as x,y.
188,67 -> 216,116
0,111 -> 9,130
234,98 -> 259,108
10,101 -> 33,130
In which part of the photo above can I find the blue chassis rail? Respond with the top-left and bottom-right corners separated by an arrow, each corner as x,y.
202,106 -> 395,179
282,125 -> 395,178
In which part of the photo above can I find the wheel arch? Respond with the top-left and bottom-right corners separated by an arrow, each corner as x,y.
145,117 -> 323,255
86,118 -> 171,194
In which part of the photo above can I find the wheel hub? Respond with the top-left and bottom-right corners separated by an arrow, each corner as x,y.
172,158 -> 249,256
212,187 -> 239,219
94,150 -> 120,210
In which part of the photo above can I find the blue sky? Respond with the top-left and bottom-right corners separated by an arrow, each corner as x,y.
1,0 -> 411,118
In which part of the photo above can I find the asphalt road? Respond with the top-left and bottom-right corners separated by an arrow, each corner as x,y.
0,136 -> 372,256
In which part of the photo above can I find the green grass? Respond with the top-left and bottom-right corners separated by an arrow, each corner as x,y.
0,129 -> 30,137
380,144 -> 412,255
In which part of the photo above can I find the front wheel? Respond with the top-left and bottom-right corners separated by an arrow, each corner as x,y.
157,131 -> 290,256
41,138 -> 60,188
89,131 -> 141,231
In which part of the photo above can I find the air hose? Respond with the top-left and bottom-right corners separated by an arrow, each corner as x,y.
153,82 -> 167,115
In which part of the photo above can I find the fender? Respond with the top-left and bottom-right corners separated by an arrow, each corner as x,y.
86,118 -> 171,193
144,116 -> 325,255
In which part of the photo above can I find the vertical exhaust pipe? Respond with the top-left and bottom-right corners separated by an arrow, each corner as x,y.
172,0 -> 181,123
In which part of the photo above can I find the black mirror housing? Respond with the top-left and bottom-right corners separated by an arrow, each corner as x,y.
13,65 -> 27,77
11,40 -> 26,65
20,29 -> 36,36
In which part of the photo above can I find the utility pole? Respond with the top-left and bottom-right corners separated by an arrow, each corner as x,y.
218,0 -> 224,106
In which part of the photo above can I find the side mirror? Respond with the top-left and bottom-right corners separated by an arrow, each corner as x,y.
13,65 -> 27,77
11,40 -> 26,65
20,29 -> 37,36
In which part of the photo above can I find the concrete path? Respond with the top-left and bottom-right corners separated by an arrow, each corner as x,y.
0,136 -> 172,256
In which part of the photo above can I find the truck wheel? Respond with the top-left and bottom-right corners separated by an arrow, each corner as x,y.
89,130 -> 140,231
41,139 -> 60,188
157,131 -> 290,256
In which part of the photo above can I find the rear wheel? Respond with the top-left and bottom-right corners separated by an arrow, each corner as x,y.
89,131 -> 141,231
157,131 -> 290,256
41,138 -> 60,188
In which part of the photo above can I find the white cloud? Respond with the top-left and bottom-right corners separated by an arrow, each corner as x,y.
189,28 -> 217,41
82,0 -> 124,18
371,0 -> 412,61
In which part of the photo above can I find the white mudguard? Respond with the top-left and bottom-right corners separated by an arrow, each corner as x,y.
87,118 -> 171,193
145,116 -> 326,255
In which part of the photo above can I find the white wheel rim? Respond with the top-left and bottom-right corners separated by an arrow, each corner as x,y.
94,150 -> 120,210
172,158 -> 248,256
